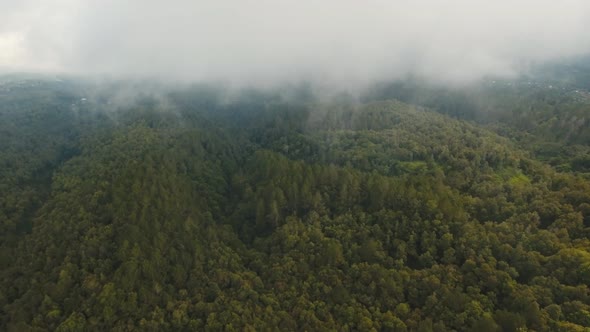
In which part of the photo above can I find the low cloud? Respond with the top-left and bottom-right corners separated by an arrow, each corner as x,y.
1,0 -> 590,87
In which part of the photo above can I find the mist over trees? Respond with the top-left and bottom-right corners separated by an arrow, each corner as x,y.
1,1 -> 590,330
0,74 -> 589,331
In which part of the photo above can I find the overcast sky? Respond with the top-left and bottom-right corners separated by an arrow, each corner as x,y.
1,0 -> 590,85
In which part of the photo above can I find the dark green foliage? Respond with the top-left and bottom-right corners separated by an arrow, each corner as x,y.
0,77 -> 589,331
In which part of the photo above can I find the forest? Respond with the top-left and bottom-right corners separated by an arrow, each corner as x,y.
0,74 -> 589,331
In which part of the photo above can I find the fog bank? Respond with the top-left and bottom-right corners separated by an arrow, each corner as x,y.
1,1 -> 590,87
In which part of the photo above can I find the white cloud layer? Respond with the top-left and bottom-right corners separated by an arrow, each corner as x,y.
1,0 -> 589,85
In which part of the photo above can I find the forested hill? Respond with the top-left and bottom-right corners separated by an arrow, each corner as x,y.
1,79 -> 590,331
365,77 -> 590,176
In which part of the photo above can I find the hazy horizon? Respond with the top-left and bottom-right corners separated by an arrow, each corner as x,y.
2,1 -> 590,87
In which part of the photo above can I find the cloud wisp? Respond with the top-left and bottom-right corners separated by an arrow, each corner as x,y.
1,0 -> 589,86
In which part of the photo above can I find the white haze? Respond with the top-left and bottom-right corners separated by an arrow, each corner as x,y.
1,0 -> 590,87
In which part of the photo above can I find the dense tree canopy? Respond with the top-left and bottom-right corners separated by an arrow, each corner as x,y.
0,77 -> 589,331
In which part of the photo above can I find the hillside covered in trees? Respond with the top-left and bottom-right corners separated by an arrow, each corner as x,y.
1,77 -> 590,331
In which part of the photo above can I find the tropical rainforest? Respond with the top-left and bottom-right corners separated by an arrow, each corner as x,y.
0,71 -> 590,331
